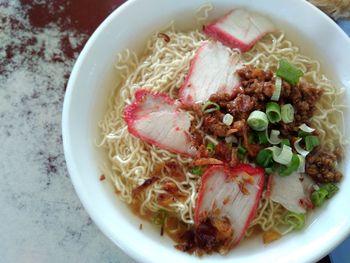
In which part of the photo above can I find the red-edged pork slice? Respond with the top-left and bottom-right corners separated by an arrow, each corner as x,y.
195,164 -> 264,247
270,172 -> 315,214
179,41 -> 241,106
204,9 -> 275,52
124,89 -> 197,156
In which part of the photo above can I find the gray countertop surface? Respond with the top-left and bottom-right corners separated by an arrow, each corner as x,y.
1,0 -> 349,262
0,0 -> 134,262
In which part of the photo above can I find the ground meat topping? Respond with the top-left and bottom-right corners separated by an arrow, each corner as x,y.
175,217 -> 234,255
209,92 -> 235,103
237,66 -> 273,81
214,142 -> 231,162
242,79 -> 275,101
281,82 -> 323,124
225,94 -> 257,120
203,111 -> 229,137
192,65 -> 339,186
237,66 -> 275,101
190,121 -> 204,148
306,150 -> 343,183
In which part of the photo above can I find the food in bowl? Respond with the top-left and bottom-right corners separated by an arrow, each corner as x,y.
99,5 -> 345,256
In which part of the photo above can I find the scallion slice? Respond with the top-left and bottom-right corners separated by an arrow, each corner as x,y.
266,145 -> 293,165
223,113 -> 234,126
268,129 -> 282,145
281,104 -> 294,124
280,138 -> 290,147
247,110 -> 269,131
237,140 -> 247,160
190,166 -> 203,176
298,131 -> 309,138
238,143 -> 247,155
297,154 -> 305,173
276,59 -> 304,85
311,188 -> 328,207
152,209 -> 168,226
285,212 -> 305,230
299,123 -> 315,133
294,138 -> 310,157
322,183 -> 339,199
265,167 -> 274,174
266,102 -> 281,123
311,183 -> 339,207
248,132 -> 255,144
279,154 -> 300,176
305,135 -> 319,151
271,76 -> 282,101
256,149 -> 274,168
206,142 -> 215,152
202,101 -> 220,113
257,131 -> 268,144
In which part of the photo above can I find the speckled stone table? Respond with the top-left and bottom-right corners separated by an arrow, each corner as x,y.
0,0 -> 135,262
0,1 -> 348,262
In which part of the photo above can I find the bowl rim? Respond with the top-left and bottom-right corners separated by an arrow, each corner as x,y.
62,0 -> 350,262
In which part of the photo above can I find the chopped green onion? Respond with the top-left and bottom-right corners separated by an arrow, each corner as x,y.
279,154 -> 300,176
223,113 -> 234,126
311,183 -> 339,207
265,167 -> 274,174
321,183 -> 339,199
298,130 -> 309,138
294,138 -> 310,157
266,145 -> 293,165
206,142 -> 215,152
152,209 -> 167,226
276,59 -> 304,85
281,104 -> 294,124
297,154 -> 305,173
190,166 -> 203,176
238,143 -> 247,155
202,101 -> 220,113
271,76 -> 282,101
248,132 -> 255,144
268,129 -> 282,145
280,138 -> 290,147
266,102 -> 281,123
237,140 -> 247,160
257,131 -> 268,144
206,135 -> 218,146
299,123 -> 315,133
271,163 -> 283,173
285,212 -> 305,230
311,188 -> 328,207
247,110 -> 269,131
256,149 -> 274,167
305,135 -> 320,151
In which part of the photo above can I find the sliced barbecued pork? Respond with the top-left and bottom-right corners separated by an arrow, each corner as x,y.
194,164 -> 264,251
179,41 -> 241,106
124,89 -> 197,156
204,9 -> 275,52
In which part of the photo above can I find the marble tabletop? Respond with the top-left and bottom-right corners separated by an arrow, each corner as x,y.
0,1 -> 348,262
1,0 -> 134,262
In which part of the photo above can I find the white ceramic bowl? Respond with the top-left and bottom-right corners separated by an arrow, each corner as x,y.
62,0 -> 350,262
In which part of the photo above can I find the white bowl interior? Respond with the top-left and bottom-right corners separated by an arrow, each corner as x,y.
62,0 -> 350,262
